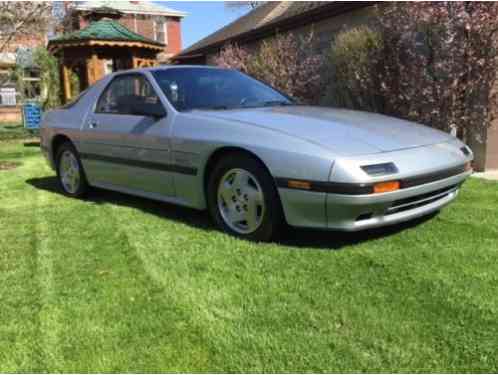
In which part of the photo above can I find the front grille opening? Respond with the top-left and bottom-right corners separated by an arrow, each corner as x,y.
356,212 -> 373,221
389,195 -> 449,214
388,184 -> 458,215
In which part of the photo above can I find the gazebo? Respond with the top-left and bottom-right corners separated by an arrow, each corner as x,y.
48,19 -> 165,103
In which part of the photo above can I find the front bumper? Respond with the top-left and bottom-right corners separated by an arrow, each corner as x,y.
278,170 -> 471,231
327,170 -> 471,231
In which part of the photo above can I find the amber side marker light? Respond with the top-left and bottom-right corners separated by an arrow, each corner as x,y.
373,181 -> 400,194
288,180 -> 311,190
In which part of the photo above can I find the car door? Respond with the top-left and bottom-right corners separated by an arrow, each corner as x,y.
79,73 -> 175,197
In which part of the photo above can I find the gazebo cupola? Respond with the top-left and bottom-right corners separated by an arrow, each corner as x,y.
48,19 -> 164,103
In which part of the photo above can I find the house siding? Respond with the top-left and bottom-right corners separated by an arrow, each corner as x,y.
0,106 -> 22,124
1,34 -> 46,54
204,6 -> 376,63
486,122 -> 498,170
167,19 -> 182,55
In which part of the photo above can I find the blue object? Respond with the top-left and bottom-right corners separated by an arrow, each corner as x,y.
22,102 -> 42,130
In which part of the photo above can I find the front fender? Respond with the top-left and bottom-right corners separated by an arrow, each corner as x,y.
171,113 -> 336,228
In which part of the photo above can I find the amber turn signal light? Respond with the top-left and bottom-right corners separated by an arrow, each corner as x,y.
373,181 -> 400,194
287,180 -> 311,190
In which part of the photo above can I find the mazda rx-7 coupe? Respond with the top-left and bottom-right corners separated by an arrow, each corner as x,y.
40,66 -> 473,241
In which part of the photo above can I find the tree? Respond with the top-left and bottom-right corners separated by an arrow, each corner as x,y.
0,2 -> 52,87
377,2 -> 498,141
224,2 -> 263,11
33,47 -> 61,110
0,2 -> 52,54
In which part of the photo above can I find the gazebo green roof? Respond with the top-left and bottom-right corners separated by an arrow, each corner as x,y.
49,19 -> 164,47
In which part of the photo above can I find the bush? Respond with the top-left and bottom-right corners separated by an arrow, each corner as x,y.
213,43 -> 251,73
377,2 -> 498,140
323,26 -> 383,112
33,47 -> 61,110
214,32 -> 324,104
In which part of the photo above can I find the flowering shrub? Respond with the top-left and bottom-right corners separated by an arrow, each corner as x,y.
377,2 -> 498,140
214,32 -> 324,103
213,43 -> 251,73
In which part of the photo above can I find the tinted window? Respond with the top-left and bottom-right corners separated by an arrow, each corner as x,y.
96,74 -> 162,115
151,68 -> 293,111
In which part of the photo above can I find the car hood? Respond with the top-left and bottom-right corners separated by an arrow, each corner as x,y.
196,106 -> 454,156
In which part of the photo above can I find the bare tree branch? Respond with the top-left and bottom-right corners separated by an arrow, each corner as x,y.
224,1 -> 264,12
0,2 -> 52,55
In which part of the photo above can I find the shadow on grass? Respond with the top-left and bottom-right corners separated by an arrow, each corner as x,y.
26,176 -> 436,250
2,124 -> 22,130
23,141 -> 40,148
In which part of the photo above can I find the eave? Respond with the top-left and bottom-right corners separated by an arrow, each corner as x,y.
48,39 -> 165,54
174,2 -> 374,60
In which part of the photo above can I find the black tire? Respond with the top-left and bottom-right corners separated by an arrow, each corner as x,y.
55,141 -> 89,198
207,153 -> 284,242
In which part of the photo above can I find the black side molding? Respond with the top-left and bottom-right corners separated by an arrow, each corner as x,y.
80,153 -> 198,176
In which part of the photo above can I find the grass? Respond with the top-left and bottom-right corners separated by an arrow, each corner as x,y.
1,137 -> 498,372
0,123 -> 36,142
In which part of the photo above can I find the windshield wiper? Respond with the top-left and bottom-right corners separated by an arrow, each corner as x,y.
204,105 -> 229,111
262,100 -> 294,107
192,105 -> 230,111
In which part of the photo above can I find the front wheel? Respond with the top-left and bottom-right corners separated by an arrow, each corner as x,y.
207,153 -> 283,242
56,142 -> 89,198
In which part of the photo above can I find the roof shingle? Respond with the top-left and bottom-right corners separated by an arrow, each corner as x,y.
74,1 -> 186,17
50,19 -> 163,46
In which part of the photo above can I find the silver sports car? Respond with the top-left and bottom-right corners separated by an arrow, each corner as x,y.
40,66 -> 473,241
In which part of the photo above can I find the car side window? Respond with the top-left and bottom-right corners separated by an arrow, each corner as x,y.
95,74 -> 162,115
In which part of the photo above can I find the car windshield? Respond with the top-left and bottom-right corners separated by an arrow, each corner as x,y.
151,67 -> 294,111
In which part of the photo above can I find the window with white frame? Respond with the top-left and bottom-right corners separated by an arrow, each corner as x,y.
154,17 -> 168,44
0,87 -> 17,106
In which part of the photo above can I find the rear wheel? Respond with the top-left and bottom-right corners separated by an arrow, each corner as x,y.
207,153 -> 283,242
56,142 -> 89,198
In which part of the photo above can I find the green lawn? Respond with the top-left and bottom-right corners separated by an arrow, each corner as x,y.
0,123 -> 35,141
1,137 -> 498,372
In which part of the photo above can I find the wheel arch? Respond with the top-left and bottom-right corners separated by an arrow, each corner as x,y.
51,134 -> 74,164
202,146 -> 280,203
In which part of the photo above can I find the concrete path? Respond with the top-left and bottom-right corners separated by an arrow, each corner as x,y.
472,170 -> 498,181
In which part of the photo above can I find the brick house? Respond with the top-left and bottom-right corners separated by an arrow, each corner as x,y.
67,1 -> 186,62
173,1 -> 498,171
0,24 -> 47,123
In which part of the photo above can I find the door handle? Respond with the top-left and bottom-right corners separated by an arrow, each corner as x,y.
88,120 -> 98,129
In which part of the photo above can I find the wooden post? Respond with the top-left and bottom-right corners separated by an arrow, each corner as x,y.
87,53 -> 101,86
62,63 -> 71,104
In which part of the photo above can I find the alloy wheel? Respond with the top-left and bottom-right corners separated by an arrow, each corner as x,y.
217,168 -> 266,234
59,150 -> 81,194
